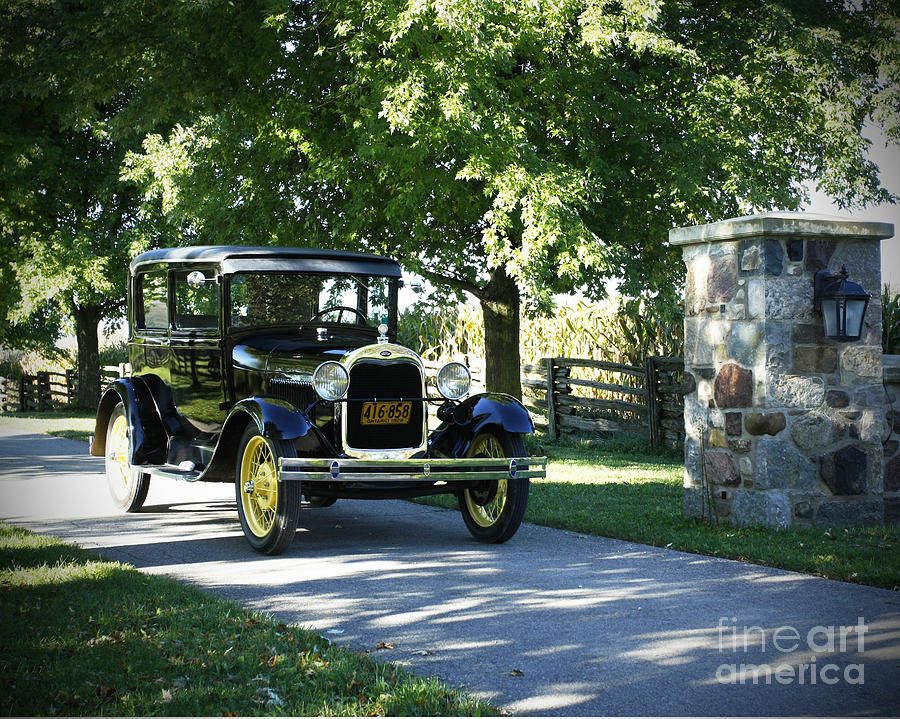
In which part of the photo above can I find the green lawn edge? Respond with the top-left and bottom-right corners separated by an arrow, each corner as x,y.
0,524 -> 496,717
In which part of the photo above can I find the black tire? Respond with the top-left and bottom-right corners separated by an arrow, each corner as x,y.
459,431 -> 530,543
104,403 -> 151,512
235,424 -> 300,555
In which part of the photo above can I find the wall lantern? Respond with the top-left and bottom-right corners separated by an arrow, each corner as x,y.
813,265 -> 871,342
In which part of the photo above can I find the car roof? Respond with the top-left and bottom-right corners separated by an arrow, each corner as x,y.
130,245 -> 402,277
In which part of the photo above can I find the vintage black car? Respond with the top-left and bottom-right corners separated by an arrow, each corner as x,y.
91,246 -> 546,554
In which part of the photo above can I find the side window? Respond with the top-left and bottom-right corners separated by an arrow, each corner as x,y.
175,270 -> 219,330
139,272 -> 168,330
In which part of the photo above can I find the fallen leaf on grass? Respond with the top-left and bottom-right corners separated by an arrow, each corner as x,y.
255,687 -> 285,709
161,688 -> 173,703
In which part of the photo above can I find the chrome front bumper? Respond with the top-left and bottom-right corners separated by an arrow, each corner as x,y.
278,456 -> 547,483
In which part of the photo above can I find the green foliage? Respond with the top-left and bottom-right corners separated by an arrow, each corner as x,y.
883,284 -> 900,354
98,339 -> 129,367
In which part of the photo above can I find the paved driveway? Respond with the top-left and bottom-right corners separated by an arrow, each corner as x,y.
1,424 -> 898,716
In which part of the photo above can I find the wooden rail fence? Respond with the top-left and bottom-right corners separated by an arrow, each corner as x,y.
522,356 -> 685,448
0,364 -> 129,412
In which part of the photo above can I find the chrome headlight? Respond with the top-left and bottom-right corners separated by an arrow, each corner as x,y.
312,361 -> 349,400
436,361 -> 471,400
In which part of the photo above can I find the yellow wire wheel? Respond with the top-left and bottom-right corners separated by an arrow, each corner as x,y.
463,434 -> 509,527
104,403 -> 150,512
235,425 -> 301,555
460,431 -> 530,543
239,435 -> 280,537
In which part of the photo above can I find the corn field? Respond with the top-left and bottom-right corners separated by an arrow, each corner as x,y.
399,295 -> 684,369
399,296 -> 685,428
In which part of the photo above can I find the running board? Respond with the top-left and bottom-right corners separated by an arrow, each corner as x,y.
142,461 -> 202,482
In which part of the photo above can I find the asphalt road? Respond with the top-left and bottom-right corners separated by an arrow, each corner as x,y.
1,423 -> 899,716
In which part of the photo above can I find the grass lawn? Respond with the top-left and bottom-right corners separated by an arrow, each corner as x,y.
0,410 -> 96,443
0,524 -> 495,716
529,438 -> 900,589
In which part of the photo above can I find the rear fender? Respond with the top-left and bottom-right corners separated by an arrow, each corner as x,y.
91,378 -> 167,465
429,393 -> 534,459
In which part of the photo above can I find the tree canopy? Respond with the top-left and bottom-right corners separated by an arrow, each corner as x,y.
3,0 -> 899,396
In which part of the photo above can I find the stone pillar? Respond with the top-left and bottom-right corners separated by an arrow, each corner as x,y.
670,212 -> 894,528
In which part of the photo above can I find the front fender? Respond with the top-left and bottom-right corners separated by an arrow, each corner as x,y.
91,378 -> 167,465
227,397 -> 315,441
199,397 -> 319,482
429,393 -> 535,459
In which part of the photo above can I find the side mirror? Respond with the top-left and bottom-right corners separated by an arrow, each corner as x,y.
187,271 -> 206,289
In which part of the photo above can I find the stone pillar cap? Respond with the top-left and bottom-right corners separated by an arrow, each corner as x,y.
669,211 -> 894,246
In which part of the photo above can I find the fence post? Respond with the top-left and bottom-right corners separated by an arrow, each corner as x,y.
36,371 -> 51,411
644,356 -> 660,448
66,369 -> 76,405
545,357 -> 558,441
18,376 -> 27,413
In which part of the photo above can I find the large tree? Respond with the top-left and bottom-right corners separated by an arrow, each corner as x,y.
7,0 -> 900,398
1,7 -> 136,406
119,0 -> 900,397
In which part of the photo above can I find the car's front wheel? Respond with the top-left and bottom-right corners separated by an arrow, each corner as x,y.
235,425 -> 300,555
459,431 -> 530,543
105,403 -> 151,512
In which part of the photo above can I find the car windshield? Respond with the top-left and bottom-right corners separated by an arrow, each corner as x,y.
229,272 -> 394,329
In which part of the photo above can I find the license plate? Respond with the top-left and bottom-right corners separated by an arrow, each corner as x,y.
360,401 -> 412,425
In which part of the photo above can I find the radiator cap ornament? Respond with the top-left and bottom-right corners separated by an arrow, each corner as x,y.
377,323 -> 389,345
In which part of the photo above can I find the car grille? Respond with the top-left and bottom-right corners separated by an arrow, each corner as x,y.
267,378 -> 316,410
345,360 -> 424,450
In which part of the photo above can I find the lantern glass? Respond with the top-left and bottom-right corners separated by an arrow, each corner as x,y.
814,265 -> 870,342
820,297 -> 839,337
843,297 -> 868,341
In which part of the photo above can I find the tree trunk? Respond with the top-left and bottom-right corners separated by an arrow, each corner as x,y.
480,265 -> 522,399
74,304 -> 101,410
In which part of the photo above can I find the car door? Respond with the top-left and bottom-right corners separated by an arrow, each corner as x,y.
169,268 -> 226,435
131,269 -> 172,386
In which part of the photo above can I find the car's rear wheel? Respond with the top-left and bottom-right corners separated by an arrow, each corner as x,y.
235,424 -> 300,555
105,403 -> 150,512
460,431 -> 530,543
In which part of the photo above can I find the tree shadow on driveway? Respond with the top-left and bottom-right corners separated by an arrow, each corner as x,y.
20,498 -> 900,717
3,429 -> 899,716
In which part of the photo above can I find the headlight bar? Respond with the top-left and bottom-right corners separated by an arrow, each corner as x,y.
278,456 -> 547,483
